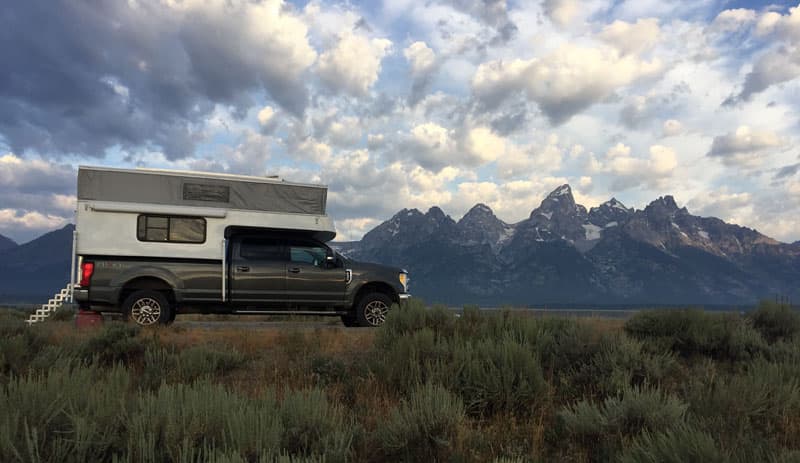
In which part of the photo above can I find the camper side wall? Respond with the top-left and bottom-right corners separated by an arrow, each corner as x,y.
75,200 -> 336,260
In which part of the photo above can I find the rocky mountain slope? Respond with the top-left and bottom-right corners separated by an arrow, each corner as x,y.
335,185 -> 799,306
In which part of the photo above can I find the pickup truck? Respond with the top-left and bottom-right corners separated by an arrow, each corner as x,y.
73,231 -> 410,327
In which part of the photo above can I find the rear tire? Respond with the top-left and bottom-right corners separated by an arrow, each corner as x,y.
355,292 -> 392,327
122,290 -> 172,327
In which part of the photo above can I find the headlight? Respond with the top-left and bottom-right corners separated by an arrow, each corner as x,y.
399,272 -> 408,291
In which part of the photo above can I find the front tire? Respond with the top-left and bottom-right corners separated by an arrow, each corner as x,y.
355,292 -> 392,327
122,290 -> 172,326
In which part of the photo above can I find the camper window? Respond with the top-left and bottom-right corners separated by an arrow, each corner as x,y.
137,215 -> 206,243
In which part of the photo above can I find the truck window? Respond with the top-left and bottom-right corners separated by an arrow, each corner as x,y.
137,215 -> 206,243
289,245 -> 328,267
240,239 -> 286,261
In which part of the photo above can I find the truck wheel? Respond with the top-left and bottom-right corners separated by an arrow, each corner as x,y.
122,290 -> 172,327
355,292 -> 392,327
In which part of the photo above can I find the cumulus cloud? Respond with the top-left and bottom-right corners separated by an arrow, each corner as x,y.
495,134 -> 565,179
598,18 -> 661,56
404,41 -> 439,105
662,119 -> 683,137
726,46 -> 800,104
707,126 -> 787,166
472,44 -> 663,125
317,32 -> 392,96
257,106 -> 278,133
543,0 -> 580,26
0,0 -> 317,159
755,5 -> 800,41
396,123 -> 507,171
711,8 -> 757,32
592,143 -> 677,190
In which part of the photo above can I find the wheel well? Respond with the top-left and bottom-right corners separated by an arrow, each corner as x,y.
354,282 -> 398,306
119,277 -> 175,306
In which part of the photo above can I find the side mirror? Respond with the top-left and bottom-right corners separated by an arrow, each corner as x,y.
325,255 -> 338,268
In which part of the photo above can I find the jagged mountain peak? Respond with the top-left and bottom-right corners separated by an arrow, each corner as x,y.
548,184 -> 573,199
589,197 -> 634,228
604,197 -> 630,211
646,195 -> 686,215
426,206 -> 446,218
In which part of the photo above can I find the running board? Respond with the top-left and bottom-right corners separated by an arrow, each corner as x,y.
232,310 -> 349,316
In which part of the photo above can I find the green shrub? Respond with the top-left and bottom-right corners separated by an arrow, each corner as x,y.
0,364 -> 132,462
375,383 -> 465,461
570,334 -> 678,398
686,359 -> 800,454
0,321 -> 50,377
128,382 -> 283,462
618,424 -> 726,463
559,387 -> 688,460
78,323 -> 147,366
50,305 -> 76,322
311,355 -> 347,386
624,309 -> 766,361
175,345 -> 246,382
376,298 -> 434,349
748,301 -> 800,343
375,327 -> 445,391
279,388 -> 355,462
447,336 -> 546,417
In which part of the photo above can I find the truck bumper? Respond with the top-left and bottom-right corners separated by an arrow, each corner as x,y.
73,287 -> 89,304
399,293 -> 411,299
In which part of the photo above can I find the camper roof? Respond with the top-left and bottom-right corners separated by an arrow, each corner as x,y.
77,165 -> 328,215
79,165 -> 326,189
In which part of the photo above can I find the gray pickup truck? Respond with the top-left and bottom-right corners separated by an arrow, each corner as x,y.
74,231 -> 409,327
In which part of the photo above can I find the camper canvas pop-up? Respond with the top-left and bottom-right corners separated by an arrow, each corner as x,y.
29,166 -> 409,327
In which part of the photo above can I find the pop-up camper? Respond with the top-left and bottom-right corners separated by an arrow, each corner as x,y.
28,166 -> 408,327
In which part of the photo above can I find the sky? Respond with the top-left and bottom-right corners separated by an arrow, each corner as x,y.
1,0 -> 800,244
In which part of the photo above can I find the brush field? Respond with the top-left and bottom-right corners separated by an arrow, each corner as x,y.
1,300 -> 799,462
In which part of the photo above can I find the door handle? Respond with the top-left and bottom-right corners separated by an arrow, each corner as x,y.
236,266 -> 250,272
288,267 -> 301,274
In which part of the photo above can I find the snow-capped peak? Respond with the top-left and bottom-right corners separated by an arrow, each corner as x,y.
549,184 -> 573,198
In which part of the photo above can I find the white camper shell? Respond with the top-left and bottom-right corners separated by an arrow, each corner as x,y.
75,166 -> 336,263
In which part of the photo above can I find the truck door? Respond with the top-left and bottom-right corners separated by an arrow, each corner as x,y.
229,237 -> 289,306
285,239 -> 347,306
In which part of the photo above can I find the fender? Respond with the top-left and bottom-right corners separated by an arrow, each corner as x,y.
111,265 -> 184,303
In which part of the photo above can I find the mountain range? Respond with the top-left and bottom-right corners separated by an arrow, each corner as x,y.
334,185 -> 800,306
0,225 -> 73,303
1,185 -> 797,306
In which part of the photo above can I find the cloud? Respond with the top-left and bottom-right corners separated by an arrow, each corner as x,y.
543,0 -> 580,26
0,0 -> 316,159
707,126 -> 787,166
595,143 -> 678,190
598,18 -> 661,56
404,41 -> 439,105
472,44 -> 663,125
688,189 -> 753,225
317,32 -> 392,96
257,106 -> 278,133
774,163 -> 800,180
711,8 -> 757,33
495,134 -> 564,179
754,5 -> 800,42
662,119 -> 683,137
726,46 -> 800,104
405,41 -> 437,76
0,209 -> 69,236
